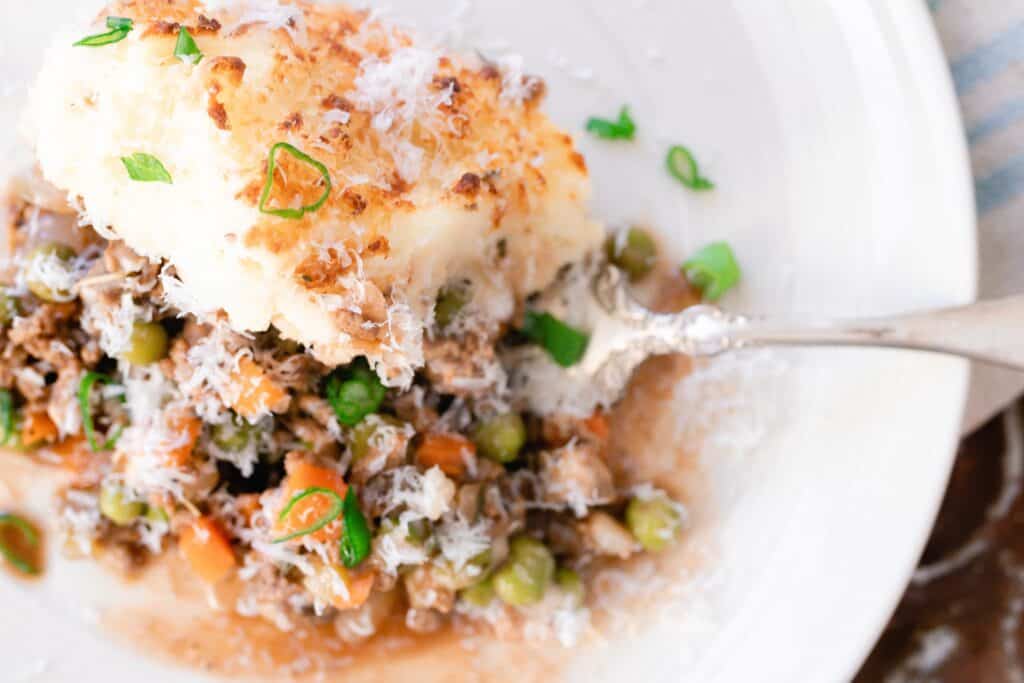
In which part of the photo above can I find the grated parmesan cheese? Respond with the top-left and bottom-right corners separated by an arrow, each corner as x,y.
436,514 -> 491,572
60,489 -> 103,556
373,519 -> 431,575
350,46 -> 445,133
86,291 -> 150,357
495,54 -> 540,106
159,265 -> 217,319
17,244 -> 98,303
388,466 -> 455,521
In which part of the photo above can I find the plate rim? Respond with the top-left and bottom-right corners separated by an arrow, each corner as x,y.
838,0 -> 978,679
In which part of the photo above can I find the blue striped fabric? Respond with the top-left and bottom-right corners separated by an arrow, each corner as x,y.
929,0 -> 1024,315
931,1 -> 1024,216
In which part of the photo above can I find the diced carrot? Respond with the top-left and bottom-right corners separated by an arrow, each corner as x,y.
230,357 -> 288,421
162,408 -> 202,467
304,562 -> 376,611
333,568 -> 375,610
275,458 -> 348,543
21,410 -> 58,447
583,411 -> 610,442
415,433 -> 474,479
46,436 -> 91,474
179,516 -> 236,584
234,494 -> 261,525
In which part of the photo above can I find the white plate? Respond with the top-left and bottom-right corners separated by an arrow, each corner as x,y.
0,1 -> 975,682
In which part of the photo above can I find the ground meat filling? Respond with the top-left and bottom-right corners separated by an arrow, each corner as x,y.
0,187 -> 687,647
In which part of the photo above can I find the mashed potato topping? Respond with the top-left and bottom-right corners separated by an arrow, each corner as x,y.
27,0 -> 600,385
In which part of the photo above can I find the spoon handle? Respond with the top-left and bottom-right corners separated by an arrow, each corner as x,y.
727,295 -> 1024,371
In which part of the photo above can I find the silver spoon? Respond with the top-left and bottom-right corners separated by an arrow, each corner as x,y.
504,261 -> 1024,413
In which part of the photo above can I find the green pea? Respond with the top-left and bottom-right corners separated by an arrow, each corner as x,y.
406,518 -> 432,544
555,567 -> 585,607
460,576 -> 495,607
493,536 -> 555,607
348,414 -> 406,462
625,495 -> 682,552
211,414 -> 254,452
0,290 -> 21,325
605,228 -> 657,281
121,321 -> 168,365
472,413 -> 527,464
434,285 -> 469,328
25,242 -> 77,302
325,360 -> 386,427
145,505 -> 169,523
99,483 -> 145,526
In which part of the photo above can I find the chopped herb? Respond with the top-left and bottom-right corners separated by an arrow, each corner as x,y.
682,242 -> 741,302
521,311 -> 589,367
666,145 -> 714,191
121,153 -> 173,184
77,372 -> 124,452
605,227 -> 657,281
258,142 -> 333,220
325,358 -> 386,427
586,106 -> 636,141
339,487 -> 370,568
0,513 -> 40,575
74,16 -> 134,47
272,487 -> 345,543
0,390 -> 13,446
105,17 -> 134,30
173,26 -> 203,65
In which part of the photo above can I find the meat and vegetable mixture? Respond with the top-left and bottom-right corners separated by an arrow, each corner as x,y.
0,0 -> 750,653
0,185 -> 687,643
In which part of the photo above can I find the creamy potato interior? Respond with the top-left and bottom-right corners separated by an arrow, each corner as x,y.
27,0 -> 601,385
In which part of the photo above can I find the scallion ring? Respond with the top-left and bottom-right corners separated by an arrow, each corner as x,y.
0,513 -> 40,575
258,142 -> 333,220
0,390 -> 13,446
666,145 -> 714,191
521,311 -> 590,368
78,372 -> 124,453
339,487 -> 371,568
74,16 -> 134,47
272,487 -> 345,543
681,242 -> 741,302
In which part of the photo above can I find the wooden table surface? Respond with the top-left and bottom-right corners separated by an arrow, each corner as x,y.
856,405 -> 1024,682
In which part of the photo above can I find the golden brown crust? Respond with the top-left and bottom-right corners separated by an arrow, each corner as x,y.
102,0 -> 581,266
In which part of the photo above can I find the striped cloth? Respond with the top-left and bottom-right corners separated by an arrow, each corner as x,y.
931,0 -> 1024,429
932,0 -> 1024,295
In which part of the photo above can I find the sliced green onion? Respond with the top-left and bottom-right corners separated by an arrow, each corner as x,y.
74,16 -> 134,47
682,242 -> 741,302
339,487 -> 370,568
521,311 -> 589,368
258,142 -> 333,220
106,17 -> 134,30
174,26 -> 203,65
586,106 -> 636,141
78,372 -> 124,453
0,390 -> 13,446
0,513 -> 40,575
121,153 -> 173,184
272,487 -> 345,543
325,359 -> 386,427
666,145 -> 714,191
